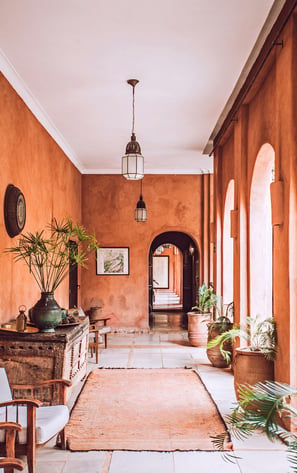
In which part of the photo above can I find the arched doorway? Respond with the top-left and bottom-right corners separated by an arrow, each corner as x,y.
149,231 -> 199,329
250,144 -> 274,320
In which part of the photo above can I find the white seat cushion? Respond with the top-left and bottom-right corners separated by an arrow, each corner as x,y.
0,368 -> 12,402
99,326 -> 111,335
0,405 -> 69,444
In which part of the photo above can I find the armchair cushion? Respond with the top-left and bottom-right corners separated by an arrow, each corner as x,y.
0,368 -> 12,403
0,405 -> 69,445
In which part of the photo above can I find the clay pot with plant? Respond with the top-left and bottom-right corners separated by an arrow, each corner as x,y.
206,302 -> 234,368
207,315 -> 277,399
187,282 -> 218,347
5,218 -> 98,333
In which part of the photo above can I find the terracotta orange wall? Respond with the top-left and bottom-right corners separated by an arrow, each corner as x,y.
81,174 -> 203,329
0,74 -> 82,323
212,11 -> 297,385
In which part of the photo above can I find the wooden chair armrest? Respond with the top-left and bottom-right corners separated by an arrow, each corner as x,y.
11,379 -> 72,389
0,422 -> 23,458
96,317 -> 111,323
0,399 -> 42,408
0,457 -> 24,471
0,421 -> 22,433
11,379 -> 71,405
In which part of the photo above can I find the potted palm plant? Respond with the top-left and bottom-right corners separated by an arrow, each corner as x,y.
187,282 -> 218,347
212,380 -> 297,470
5,218 -> 98,332
206,302 -> 234,368
207,316 -> 277,398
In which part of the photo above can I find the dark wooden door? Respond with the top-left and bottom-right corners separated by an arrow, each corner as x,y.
69,241 -> 78,308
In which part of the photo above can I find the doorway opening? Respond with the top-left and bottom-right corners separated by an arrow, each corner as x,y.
149,231 -> 198,330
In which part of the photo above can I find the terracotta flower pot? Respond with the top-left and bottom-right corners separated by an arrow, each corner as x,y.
187,312 -> 211,347
206,321 -> 233,368
233,346 -> 274,400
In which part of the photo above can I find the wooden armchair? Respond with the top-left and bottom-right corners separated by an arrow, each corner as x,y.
0,368 -> 71,473
0,422 -> 24,473
89,316 -> 111,363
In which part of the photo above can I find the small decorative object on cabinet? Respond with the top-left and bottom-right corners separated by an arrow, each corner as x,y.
5,218 -> 98,332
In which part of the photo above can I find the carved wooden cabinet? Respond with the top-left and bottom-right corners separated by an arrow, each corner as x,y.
0,317 -> 89,402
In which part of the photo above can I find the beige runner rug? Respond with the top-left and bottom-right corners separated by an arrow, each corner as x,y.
66,368 -> 227,451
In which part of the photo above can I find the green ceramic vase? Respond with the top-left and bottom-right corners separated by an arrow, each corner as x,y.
32,292 -> 61,333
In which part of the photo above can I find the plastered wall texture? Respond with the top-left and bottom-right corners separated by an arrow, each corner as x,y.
213,11 -> 297,386
0,74 -> 82,321
81,174 -> 204,329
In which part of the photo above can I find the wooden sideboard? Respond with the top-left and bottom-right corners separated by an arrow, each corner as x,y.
0,317 -> 89,402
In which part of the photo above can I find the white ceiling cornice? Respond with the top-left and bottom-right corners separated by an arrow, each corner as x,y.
204,0 -> 287,154
0,49 -> 82,171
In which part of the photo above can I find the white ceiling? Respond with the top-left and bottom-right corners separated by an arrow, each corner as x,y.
0,0 -> 282,175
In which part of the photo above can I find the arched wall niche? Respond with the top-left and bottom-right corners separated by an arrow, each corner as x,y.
249,143 -> 275,320
223,179 -> 235,307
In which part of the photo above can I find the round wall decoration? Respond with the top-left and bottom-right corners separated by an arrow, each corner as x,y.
4,184 -> 26,237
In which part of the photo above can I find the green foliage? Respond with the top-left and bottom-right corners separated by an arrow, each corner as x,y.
207,316 -> 277,365
5,218 -> 98,292
192,282 -> 218,314
212,381 -> 297,471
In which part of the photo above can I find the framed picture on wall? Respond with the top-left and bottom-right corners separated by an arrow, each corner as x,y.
96,247 -> 129,275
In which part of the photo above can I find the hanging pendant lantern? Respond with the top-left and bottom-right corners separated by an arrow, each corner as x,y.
135,180 -> 147,222
122,79 -> 144,180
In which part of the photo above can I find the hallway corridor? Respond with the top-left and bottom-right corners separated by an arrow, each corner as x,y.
27,331 -> 289,473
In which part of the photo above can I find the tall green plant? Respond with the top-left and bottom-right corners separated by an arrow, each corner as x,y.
5,218 -> 98,292
192,282 -> 218,314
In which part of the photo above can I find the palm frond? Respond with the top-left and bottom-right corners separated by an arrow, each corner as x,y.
287,442 -> 297,473
5,219 -> 98,292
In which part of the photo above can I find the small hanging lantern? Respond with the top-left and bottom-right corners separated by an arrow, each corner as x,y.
135,180 -> 147,222
122,79 -> 144,180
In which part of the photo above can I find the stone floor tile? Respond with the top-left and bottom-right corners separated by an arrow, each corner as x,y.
34,445 -> 70,462
129,353 -> 163,368
62,451 -> 107,473
22,461 -> 65,473
235,449 -> 290,473
130,347 -> 162,353
98,353 -> 130,368
162,354 -> 193,368
232,432 -> 287,451
109,451 -> 174,473
174,451 -> 240,472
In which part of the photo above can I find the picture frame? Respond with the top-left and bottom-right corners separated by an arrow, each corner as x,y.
96,247 -> 129,275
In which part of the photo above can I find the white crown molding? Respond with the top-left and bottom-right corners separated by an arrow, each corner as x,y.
0,49 -> 83,171
204,0 -> 286,155
81,167 -> 213,175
